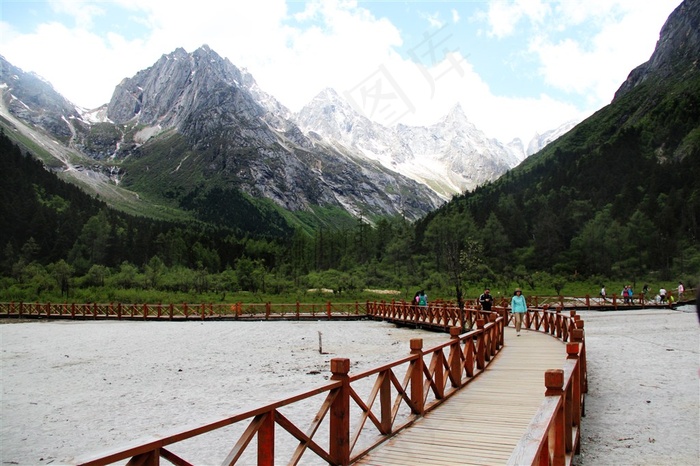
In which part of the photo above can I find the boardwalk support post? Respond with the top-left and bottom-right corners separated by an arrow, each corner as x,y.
330,358 -> 350,466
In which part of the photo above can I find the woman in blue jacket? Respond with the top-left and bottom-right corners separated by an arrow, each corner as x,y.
510,288 -> 527,336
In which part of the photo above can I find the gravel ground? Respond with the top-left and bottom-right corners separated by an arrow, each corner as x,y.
575,306 -> 699,466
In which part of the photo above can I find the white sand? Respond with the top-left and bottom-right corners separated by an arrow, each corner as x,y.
575,306 -> 699,466
1,307 -> 698,465
1,320 -> 450,465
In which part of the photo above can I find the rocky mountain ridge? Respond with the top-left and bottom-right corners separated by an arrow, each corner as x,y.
614,0 -> 699,101
295,89 -> 526,198
0,44 -> 575,227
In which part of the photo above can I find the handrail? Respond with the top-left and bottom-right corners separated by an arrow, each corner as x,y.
1,290 -> 691,320
507,342 -> 585,466
75,316 -> 504,465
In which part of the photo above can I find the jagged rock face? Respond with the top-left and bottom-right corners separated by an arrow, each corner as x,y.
614,0 -> 700,100
103,46 -> 442,219
295,89 -> 520,197
0,56 -> 81,142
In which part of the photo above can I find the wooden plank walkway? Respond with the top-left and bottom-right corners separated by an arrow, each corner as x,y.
354,327 -> 566,466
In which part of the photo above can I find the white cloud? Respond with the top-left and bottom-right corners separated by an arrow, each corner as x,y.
421,11 -> 444,29
0,0 -> 683,144
530,0 -> 680,106
485,0 -> 550,38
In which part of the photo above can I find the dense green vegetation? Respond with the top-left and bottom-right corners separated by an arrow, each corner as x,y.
1,63 -> 699,306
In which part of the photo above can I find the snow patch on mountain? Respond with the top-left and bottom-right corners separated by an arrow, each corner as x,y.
295,89 -> 529,199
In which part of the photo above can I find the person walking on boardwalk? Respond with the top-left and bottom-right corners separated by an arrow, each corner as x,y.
600,285 -> 607,302
511,288 -> 527,336
622,285 -> 629,304
678,281 -> 685,300
479,288 -> 494,311
418,290 -> 428,308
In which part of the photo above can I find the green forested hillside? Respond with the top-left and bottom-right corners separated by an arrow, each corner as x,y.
0,130 -> 413,302
416,67 -> 700,292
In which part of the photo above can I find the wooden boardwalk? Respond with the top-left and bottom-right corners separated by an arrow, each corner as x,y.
354,327 -> 567,466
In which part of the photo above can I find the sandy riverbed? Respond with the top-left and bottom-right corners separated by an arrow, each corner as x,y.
1,306 -> 698,465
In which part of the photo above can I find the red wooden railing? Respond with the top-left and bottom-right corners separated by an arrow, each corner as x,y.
75,315 -> 505,465
0,301 -> 367,320
0,289 -> 688,321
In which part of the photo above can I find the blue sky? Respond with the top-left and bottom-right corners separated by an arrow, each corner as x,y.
0,0 -> 683,143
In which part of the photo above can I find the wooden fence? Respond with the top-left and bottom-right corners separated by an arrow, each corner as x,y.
0,301 -> 367,320
75,314 -> 505,465
0,289 -> 688,322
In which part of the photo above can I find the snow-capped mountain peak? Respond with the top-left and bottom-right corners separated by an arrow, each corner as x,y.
295,92 -> 524,199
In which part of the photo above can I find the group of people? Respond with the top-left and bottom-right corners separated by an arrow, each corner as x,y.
600,281 -> 686,304
655,282 -> 685,303
416,280 -> 689,337
413,290 -> 428,308
621,285 -> 635,304
479,287 -> 527,336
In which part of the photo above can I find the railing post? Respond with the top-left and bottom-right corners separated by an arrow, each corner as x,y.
258,411 -> 275,466
487,313 -> 498,358
572,321 -> 587,396
448,327 -> 461,388
326,301 -> 332,319
380,367 -> 392,434
410,338 -> 425,414
545,369 -> 566,466
524,309 -> 531,330
476,319 -> 486,370
555,307 -> 563,338
330,358 -> 350,466
567,343 -> 582,454
498,309 -> 507,346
